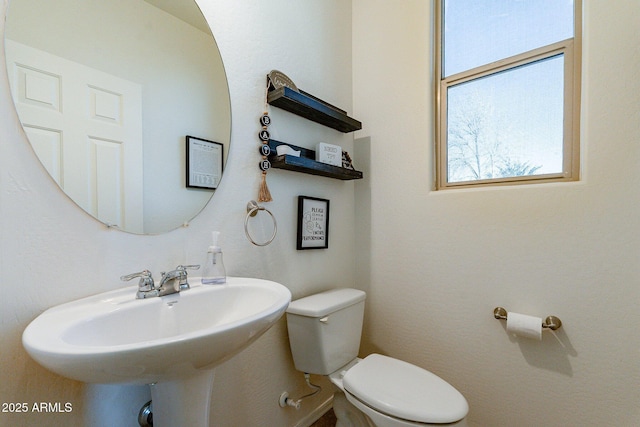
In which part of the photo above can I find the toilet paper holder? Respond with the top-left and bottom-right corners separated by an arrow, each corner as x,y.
493,307 -> 562,331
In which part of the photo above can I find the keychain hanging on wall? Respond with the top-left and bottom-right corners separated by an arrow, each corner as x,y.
257,82 -> 273,202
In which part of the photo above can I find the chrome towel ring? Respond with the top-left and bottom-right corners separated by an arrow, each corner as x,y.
244,200 -> 277,246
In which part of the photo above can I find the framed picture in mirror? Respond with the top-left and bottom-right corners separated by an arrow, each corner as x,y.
186,135 -> 224,189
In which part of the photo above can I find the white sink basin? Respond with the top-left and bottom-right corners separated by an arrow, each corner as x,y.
22,277 -> 291,385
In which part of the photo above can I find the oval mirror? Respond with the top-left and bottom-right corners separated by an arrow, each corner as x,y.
4,0 -> 231,234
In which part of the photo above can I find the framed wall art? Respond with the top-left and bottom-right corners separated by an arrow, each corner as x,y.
186,135 -> 224,189
297,196 -> 330,250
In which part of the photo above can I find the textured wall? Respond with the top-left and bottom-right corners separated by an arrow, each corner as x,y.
4,1 -> 638,426
0,0 -> 355,426
353,1 -> 640,426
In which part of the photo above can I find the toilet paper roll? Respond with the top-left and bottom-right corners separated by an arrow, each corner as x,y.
506,312 -> 542,340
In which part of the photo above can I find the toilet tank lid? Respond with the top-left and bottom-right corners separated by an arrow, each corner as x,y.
286,288 -> 366,318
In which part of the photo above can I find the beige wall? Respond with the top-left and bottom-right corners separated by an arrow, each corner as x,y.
353,1 -> 640,426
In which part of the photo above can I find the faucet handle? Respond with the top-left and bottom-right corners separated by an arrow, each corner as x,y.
120,270 -> 155,292
175,265 -> 200,291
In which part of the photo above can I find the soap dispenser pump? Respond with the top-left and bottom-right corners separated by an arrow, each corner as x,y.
201,231 -> 226,284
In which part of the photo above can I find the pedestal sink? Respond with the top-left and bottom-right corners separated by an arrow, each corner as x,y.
22,277 -> 291,426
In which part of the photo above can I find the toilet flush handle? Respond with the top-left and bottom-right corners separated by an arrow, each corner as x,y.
319,316 -> 329,323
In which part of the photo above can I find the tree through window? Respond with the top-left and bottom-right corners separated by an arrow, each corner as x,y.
436,0 -> 581,188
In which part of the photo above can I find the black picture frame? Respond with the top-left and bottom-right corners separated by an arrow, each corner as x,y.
297,196 -> 330,250
186,135 -> 224,189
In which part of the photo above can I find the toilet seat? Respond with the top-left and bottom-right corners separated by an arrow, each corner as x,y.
342,354 -> 468,424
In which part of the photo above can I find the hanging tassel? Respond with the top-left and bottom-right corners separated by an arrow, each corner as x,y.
258,78 -> 274,203
258,171 -> 272,202
258,105 -> 273,203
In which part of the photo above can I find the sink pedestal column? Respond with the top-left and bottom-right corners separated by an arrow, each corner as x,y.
150,369 -> 215,427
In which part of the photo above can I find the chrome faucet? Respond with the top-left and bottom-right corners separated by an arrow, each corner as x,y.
120,265 -> 200,299
158,265 -> 200,293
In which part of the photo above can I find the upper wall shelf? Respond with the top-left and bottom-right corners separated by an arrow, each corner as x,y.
267,86 -> 362,133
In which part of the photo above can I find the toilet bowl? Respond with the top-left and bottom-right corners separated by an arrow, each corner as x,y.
286,288 -> 468,427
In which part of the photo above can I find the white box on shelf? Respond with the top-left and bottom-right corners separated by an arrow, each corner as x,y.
316,142 -> 342,167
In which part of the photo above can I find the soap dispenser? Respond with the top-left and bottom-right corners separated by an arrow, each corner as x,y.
201,231 -> 226,284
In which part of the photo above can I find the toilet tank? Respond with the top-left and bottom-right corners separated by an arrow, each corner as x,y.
286,288 -> 366,375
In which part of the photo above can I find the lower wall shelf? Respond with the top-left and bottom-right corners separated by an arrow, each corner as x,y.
267,140 -> 363,181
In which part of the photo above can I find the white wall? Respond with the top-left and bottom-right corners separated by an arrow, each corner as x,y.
0,0 -> 355,426
353,1 -> 640,426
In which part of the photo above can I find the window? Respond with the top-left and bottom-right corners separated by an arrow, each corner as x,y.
435,0 -> 581,188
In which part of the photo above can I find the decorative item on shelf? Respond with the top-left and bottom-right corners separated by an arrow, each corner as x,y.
342,151 -> 355,170
267,70 -> 299,92
276,144 -> 301,157
316,142 -> 343,167
297,196 -> 330,250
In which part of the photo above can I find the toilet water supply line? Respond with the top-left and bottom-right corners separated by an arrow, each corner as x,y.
279,373 -> 322,410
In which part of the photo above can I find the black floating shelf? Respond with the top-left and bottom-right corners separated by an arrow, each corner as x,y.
267,86 -> 362,133
267,140 -> 363,181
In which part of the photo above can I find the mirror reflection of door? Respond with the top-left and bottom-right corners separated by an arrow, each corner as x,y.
4,0 -> 231,234
6,41 -> 144,233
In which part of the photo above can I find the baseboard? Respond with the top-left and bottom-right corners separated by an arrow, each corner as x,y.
294,395 -> 334,427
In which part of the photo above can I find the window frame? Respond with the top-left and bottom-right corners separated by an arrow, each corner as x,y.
434,1 -> 582,189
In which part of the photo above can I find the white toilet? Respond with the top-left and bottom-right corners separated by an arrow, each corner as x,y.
286,288 -> 469,427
